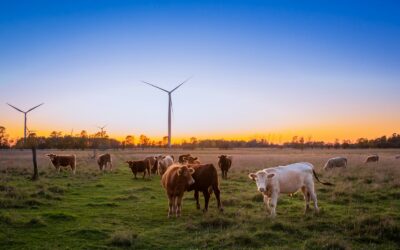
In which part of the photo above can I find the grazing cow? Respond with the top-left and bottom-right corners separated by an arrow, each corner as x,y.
155,155 -> 174,175
187,164 -> 223,212
218,155 -> 232,179
46,154 -> 76,174
126,160 -> 151,179
178,154 -> 191,164
97,153 -> 113,171
161,164 -> 195,217
248,162 -> 333,218
323,157 -> 347,170
365,155 -> 379,163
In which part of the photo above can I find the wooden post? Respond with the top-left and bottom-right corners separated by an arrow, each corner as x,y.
31,146 -> 39,181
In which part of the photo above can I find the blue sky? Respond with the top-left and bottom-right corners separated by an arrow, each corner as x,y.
1,0 -> 399,142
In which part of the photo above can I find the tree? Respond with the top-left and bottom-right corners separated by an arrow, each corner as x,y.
125,135 -> 135,148
162,136 -> 169,146
139,134 -> 150,148
0,126 -> 9,148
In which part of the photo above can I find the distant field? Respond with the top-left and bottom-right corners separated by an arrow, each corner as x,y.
0,148 -> 399,249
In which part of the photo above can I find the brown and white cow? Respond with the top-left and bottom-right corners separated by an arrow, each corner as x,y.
187,164 -> 223,212
144,156 -> 158,174
323,157 -> 347,170
218,155 -> 232,179
46,154 -> 76,174
97,153 -> 113,171
161,164 -> 195,218
154,155 -> 174,176
365,155 -> 379,163
126,160 -> 151,179
248,162 -> 333,218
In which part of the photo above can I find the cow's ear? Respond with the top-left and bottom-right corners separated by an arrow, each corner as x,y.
248,173 -> 257,180
267,173 -> 275,179
188,168 -> 195,174
177,168 -> 182,176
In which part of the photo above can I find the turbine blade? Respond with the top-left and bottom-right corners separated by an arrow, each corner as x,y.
141,81 -> 169,93
7,103 -> 25,113
26,103 -> 44,113
170,76 -> 193,93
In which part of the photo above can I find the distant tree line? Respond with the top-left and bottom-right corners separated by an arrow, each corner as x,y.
0,126 -> 399,149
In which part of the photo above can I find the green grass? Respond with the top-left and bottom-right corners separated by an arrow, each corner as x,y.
0,149 -> 400,249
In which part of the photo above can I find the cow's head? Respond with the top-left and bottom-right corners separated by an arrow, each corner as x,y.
248,171 -> 275,193
125,160 -> 134,168
46,154 -> 57,161
177,165 -> 195,185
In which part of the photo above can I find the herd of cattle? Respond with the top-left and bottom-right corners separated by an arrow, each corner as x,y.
44,152 -> 394,218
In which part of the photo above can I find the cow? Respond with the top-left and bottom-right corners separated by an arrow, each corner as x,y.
126,160 -> 151,179
155,155 -> 174,176
218,155 -> 232,179
186,156 -> 200,164
161,164 -> 195,218
365,155 -> 379,163
97,153 -> 113,171
178,154 -> 191,164
46,154 -> 76,174
187,164 -> 223,213
323,157 -> 347,170
248,162 -> 333,218
144,156 -> 158,174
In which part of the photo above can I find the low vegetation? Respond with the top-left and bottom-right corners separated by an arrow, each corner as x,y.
0,148 -> 399,249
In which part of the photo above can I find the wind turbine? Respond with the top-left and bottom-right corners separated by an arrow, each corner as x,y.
141,77 -> 192,148
97,124 -> 107,138
7,103 -> 44,145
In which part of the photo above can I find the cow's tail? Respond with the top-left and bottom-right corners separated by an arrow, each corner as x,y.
312,169 -> 334,186
209,164 -> 220,195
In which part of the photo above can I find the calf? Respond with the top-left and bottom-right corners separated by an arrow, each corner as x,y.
97,153 -> 113,171
218,155 -> 232,179
46,154 -> 76,174
161,164 -> 195,217
187,164 -> 223,212
323,157 -> 347,170
248,162 -> 333,218
126,160 -> 151,179
155,155 -> 174,175
365,155 -> 379,163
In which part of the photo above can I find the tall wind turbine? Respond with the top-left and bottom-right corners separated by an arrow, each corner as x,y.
7,103 -> 44,144
141,77 -> 192,148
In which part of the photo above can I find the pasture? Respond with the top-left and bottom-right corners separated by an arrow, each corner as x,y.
0,148 -> 399,249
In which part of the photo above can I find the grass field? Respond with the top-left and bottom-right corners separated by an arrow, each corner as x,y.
0,148 -> 399,249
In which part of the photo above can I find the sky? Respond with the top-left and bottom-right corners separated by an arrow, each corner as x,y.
0,0 -> 399,143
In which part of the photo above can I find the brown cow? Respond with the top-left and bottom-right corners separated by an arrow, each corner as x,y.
187,164 -> 223,212
161,164 -> 195,217
97,153 -> 112,171
178,154 -> 191,164
126,160 -> 151,179
365,155 -> 379,164
144,156 -> 158,174
46,154 -> 76,174
218,155 -> 232,179
187,156 -> 200,164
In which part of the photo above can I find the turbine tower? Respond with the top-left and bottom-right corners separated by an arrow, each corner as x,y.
141,77 -> 192,148
7,103 -> 44,145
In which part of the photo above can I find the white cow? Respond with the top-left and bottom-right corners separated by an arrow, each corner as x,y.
155,155 -> 174,176
248,162 -> 333,218
323,157 -> 347,170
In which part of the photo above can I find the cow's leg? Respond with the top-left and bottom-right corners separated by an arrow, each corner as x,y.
194,190 -> 200,209
110,162 -> 113,171
269,192 -> 278,218
167,194 -> 174,218
301,186 -> 311,213
263,195 -> 271,214
212,184 -> 223,212
175,195 -> 184,217
143,170 -> 146,179
134,172 -> 137,179
310,189 -> 319,213
202,190 -> 210,212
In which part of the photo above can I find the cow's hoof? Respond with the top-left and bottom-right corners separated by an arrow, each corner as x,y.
219,207 -> 224,212
202,209 -> 208,213
196,204 -> 201,209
